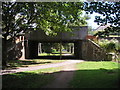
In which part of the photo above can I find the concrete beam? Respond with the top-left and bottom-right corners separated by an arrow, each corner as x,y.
25,26 -> 88,42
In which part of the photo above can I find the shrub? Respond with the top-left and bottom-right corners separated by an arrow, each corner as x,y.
105,42 -> 116,52
115,42 -> 120,53
96,38 -> 119,53
52,49 -> 56,53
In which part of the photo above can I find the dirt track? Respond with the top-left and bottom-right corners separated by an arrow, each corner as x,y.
1,60 -> 84,75
42,64 -> 77,88
1,60 -> 84,88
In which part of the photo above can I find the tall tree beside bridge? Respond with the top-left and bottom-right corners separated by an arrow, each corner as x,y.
83,1 -> 120,37
2,2 -> 88,66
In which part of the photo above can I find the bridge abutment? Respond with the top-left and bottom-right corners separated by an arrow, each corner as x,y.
25,40 -> 38,59
74,40 -> 82,59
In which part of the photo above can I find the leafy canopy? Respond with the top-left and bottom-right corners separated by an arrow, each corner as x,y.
2,2 -> 87,40
83,2 -> 120,37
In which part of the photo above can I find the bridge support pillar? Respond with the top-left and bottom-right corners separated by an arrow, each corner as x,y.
25,40 -> 38,59
74,40 -> 82,59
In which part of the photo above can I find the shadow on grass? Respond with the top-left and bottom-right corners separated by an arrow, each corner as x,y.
69,69 -> 120,88
6,60 -> 51,69
2,68 -> 120,88
2,71 -> 56,88
19,60 -> 51,65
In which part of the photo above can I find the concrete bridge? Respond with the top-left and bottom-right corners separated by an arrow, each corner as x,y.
24,26 -> 88,59
6,26 -> 108,61
23,26 -> 108,61
25,26 -> 88,42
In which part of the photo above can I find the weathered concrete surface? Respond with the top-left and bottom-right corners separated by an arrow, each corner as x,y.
81,39 -> 107,61
25,26 -> 88,42
24,26 -> 88,59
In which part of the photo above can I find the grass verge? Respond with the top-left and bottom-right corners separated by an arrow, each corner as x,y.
69,61 -> 120,88
7,59 -> 66,69
2,66 -> 63,88
38,52 -> 73,56
39,53 -> 61,56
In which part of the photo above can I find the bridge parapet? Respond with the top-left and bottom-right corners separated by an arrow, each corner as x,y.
25,26 -> 88,42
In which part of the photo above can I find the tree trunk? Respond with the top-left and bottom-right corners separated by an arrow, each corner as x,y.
38,43 -> 42,54
71,45 -> 73,53
60,42 -> 62,60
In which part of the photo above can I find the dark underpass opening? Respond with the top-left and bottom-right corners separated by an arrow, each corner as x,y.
38,43 -> 75,59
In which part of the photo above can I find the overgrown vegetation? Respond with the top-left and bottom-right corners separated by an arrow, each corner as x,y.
2,2 -> 87,66
84,2 -> 120,37
69,61 -> 120,88
94,39 -> 120,61
96,39 -> 120,53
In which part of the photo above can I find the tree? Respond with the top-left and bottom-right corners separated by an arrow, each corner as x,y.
2,2 -> 38,66
83,1 -> 120,37
2,2 -> 87,66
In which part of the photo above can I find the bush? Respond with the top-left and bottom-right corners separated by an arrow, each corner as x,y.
115,42 -> 120,53
52,49 -> 56,53
96,38 -> 119,53
105,42 -> 116,52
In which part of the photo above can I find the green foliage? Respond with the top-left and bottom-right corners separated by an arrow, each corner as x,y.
42,43 -> 52,53
105,42 -> 116,52
41,43 -> 72,53
2,2 -> 90,65
42,43 -> 61,53
52,49 -> 57,53
96,39 -> 120,53
84,2 -> 120,26
94,27 -> 120,37
2,2 -> 86,39
83,2 -> 120,36
2,2 -> 87,65
116,42 -> 120,52
88,26 -> 94,35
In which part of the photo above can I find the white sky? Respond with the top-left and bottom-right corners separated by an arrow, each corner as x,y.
86,12 -> 102,29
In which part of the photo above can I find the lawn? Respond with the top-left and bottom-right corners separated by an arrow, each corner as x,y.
39,53 -> 61,56
7,59 -> 66,69
38,53 -> 73,56
2,61 -> 120,88
2,66 -> 63,88
69,61 -> 120,88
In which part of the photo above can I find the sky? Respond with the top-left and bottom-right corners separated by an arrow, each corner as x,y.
86,12 -> 102,29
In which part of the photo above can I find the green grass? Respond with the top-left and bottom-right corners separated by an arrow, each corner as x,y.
109,35 -> 120,37
38,52 -> 73,56
2,66 -> 63,88
7,59 -> 66,68
39,53 -> 61,56
69,61 -> 120,88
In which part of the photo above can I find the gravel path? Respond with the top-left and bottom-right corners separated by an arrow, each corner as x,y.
1,60 -> 84,75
